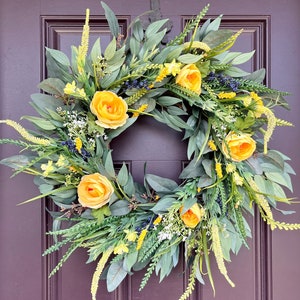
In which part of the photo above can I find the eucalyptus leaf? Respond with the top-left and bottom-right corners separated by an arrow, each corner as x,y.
101,69 -> 120,89
151,196 -> 177,214
21,116 -> 56,131
101,1 -> 120,38
45,51 -> 72,82
202,159 -> 213,177
31,93 -> 64,115
142,29 -> 167,53
52,188 -> 77,199
231,50 -> 255,65
38,78 -> 66,96
167,106 -> 188,116
270,182 -> 287,201
107,118 -> 137,141
90,38 -> 102,63
38,184 -> 54,194
157,253 -> 173,282
0,155 -> 32,169
218,51 -> 241,64
123,251 -> 138,272
145,19 -> 168,38
145,174 -> 178,193
244,68 -> 266,83
204,15 -> 222,34
157,96 -> 182,106
133,19 -> 144,42
265,171 -> 293,191
117,163 -> 129,186
130,37 -> 140,55
202,29 -> 233,49
45,47 -> 70,66
106,260 -> 128,292
104,38 -> 117,61
110,200 -> 130,216
123,174 -> 135,196
177,53 -> 202,64
198,174 -> 214,188
153,46 -> 183,64
179,158 -> 204,179
104,151 -> 115,177
224,66 -> 250,77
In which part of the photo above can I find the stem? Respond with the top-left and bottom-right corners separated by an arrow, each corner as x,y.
202,228 -> 215,295
196,119 -> 211,162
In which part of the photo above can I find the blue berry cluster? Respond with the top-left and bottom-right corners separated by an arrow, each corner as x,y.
124,79 -> 150,90
135,216 -> 156,234
216,195 -> 228,216
61,139 -> 91,160
207,72 -> 240,92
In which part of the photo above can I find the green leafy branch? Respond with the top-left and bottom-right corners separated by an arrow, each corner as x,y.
167,4 -> 210,46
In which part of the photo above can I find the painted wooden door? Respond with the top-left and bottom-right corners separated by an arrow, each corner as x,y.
1,0 -> 300,299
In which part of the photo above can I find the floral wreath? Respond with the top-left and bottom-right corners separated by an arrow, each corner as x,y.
1,2 -> 299,300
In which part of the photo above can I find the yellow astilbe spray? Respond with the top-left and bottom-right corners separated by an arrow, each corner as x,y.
248,178 -> 275,229
153,215 -> 162,225
257,106 -> 277,154
136,229 -> 148,250
248,176 -> 300,230
218,91 -> 236,99
276,118 -> 294,127
91,247 -> 114,300
77,8 -> 90,74
75,137 -> 83,153
132,104 -> 148,117
183,41 -> 211,53
155,67 -> 169,82
126,88 -> 148,106
249,92 -> 276,154
208,139 -> 217,151
215,161 -> 223,179
211,220 -> 235,287
0,120 -> 51,146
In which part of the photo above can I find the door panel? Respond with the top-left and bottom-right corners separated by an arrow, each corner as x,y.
1,1 -> 300,300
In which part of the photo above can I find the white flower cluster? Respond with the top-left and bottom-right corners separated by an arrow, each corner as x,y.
157,215 -> 192,242
61,110 -> 87,138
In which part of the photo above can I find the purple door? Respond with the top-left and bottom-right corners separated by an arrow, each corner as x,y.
1,0 -> 300,299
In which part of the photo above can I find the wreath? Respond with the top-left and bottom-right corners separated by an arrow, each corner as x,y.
1,2 -> 299,300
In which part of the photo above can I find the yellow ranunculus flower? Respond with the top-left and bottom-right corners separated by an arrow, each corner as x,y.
222,131 -> 256,162
124,230 -> 138,242
113,243 -> 129,255
77,173 -> 114,209
90,91 -> 128,129
180,203 -> 205,228
175,64 -> 202,95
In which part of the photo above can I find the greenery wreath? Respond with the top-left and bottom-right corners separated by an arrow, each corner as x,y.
1,2 -> 300,299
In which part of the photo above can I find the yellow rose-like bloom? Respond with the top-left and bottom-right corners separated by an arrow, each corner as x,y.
78,173 -> 114,209
176,64 -> 202,95
222,132 -> 256,162
90,91 -> 128,129
180,203 -> 205,228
